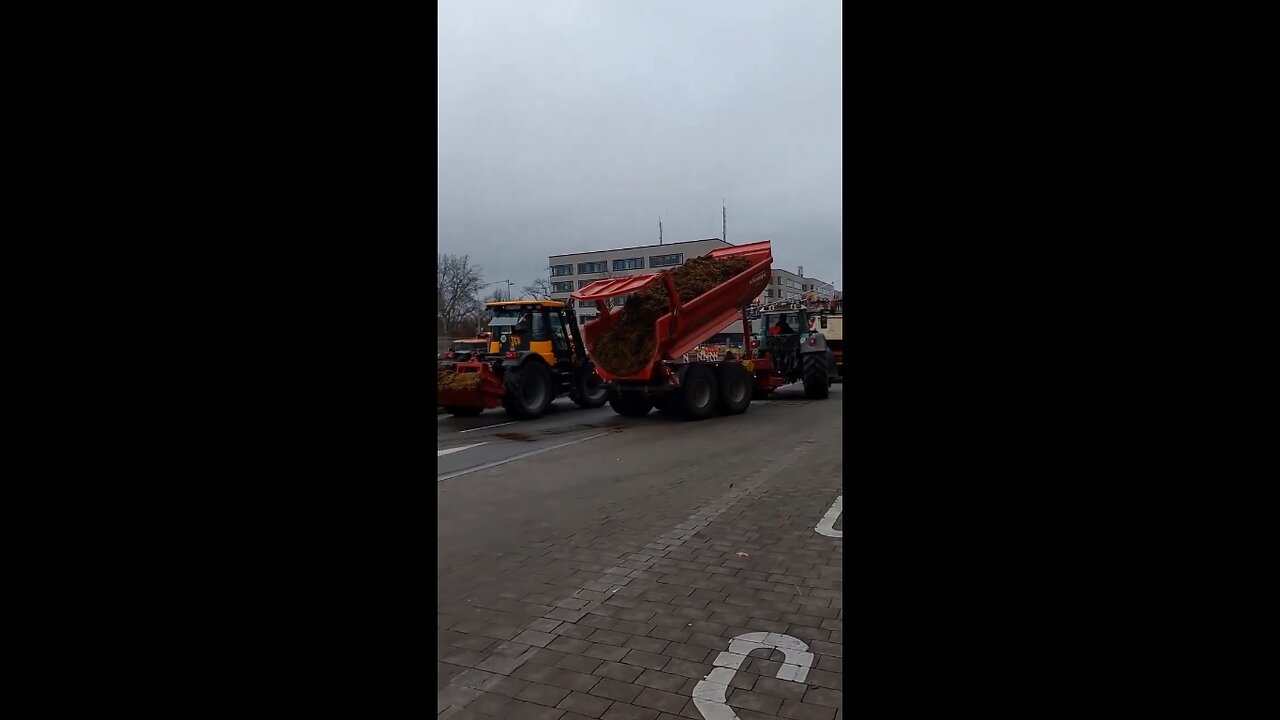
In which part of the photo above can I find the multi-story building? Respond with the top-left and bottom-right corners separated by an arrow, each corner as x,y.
804,276 -> 836,301
546,238 -> 836,345
760,267 -> 836,304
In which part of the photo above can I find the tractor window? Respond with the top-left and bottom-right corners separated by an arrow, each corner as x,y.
548,311 -> 570,356
767,313 -> 800,333
488,316 -> 522,329
530,312 -> 549,340
489,308 -> 536,333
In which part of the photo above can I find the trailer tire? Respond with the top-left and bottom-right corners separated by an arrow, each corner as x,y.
717,363 -> 752,415
503,361 -> 553,419
802,354 -> 829,399
572,366 -> 608,409
609,388 -> 653,417
673,363 -> 718,421
444,405 -> 483,417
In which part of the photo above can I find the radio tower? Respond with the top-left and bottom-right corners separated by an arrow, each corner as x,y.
659,216 -> 663,245
722,199 -> 727,243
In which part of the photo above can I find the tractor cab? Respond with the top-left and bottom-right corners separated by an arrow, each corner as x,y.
485,300 -> 580,367
750,301 -> 831,339
748,301 -> 833,378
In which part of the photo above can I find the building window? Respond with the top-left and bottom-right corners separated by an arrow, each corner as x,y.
578,261 -> 607,274
550,264 -> 573,277
551,281 -> 574,293
578,279 -> 598,289
613,257 -> 644,272
649,253 -> 683,267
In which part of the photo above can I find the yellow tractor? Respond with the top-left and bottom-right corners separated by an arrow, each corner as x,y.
437,300 -> 607,419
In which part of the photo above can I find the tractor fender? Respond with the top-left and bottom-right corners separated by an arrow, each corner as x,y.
501,351 -> 547,369
799,332 -> 830,354
571,358 -> 598,386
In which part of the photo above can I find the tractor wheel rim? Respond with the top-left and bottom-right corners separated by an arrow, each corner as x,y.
523,376 -> 545,407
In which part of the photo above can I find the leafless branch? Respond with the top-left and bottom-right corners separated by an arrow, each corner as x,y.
437,253 -> 484,335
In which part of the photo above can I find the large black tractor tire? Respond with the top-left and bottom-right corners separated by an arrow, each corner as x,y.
444,405 -> 484,417
502,362 -> 554,419
672,363 -> 718,421
608,388 -> 653,417
802,353 -> 829,399
716,363 -> 752,415
572,366 -> 608,409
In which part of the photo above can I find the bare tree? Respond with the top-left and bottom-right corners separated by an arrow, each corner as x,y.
456,304 -> 488,337
522,278 -> 554,300
437,254 -> 484,335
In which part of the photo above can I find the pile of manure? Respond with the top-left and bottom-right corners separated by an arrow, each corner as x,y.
590,255 -> 752,376
438,370 -> 482,392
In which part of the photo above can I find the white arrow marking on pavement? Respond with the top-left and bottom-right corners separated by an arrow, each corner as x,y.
693,632 -> 814,720
457,421 -> 516,434
437,442 -> 486,457
815,495 -> 842,538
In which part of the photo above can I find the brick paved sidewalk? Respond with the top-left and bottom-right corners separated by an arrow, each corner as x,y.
439,444 -> 843,720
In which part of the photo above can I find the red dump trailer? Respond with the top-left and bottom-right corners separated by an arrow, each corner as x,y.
571,241 -> 821,420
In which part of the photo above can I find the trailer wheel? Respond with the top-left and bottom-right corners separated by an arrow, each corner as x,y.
717,363 -> 752,415
674,363 -> 718,421
608,388 -> 653,417
443,405 -> 484,417
802,353 -> 829,399
503,361 -> 553,419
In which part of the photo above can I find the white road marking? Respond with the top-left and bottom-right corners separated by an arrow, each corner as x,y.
815,495 -> 842,537
437,442 -> 486,457
457,421 -> 515,434
693,632 -> 814,720
437,433 -> 608,482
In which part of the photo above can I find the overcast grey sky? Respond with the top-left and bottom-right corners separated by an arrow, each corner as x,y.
438,0 -> 842,294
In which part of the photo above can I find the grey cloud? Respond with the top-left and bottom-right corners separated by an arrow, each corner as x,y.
438,0 -> 842,290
